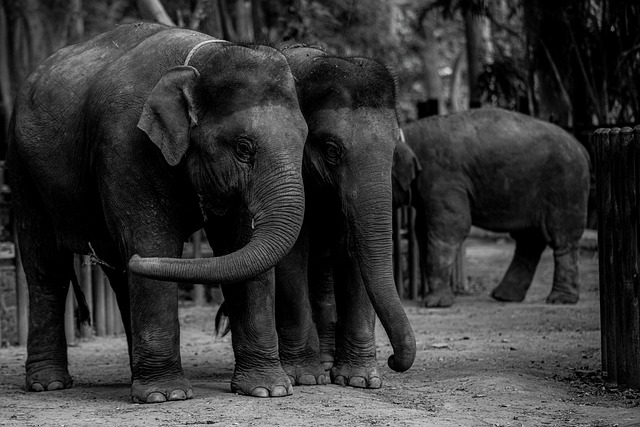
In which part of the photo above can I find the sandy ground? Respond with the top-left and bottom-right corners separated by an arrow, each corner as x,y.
1,235 -> 639,427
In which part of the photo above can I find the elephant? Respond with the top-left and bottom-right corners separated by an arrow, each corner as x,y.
269,45 -> 416,389
392,108 -> 590,308
7,23 -> 308,403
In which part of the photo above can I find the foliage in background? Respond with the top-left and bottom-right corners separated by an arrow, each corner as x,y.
525,0 -> 640,126
1,0 -> 639,148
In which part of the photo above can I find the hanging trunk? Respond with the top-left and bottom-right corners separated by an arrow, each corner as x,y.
345,169 -> 416,372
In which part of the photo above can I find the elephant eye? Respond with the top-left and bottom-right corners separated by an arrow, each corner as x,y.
324,139 -> 343,166
234,137 -> 256,163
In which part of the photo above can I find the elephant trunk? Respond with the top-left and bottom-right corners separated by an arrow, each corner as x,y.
348,177 -> 416,372
129,166 -> 304,284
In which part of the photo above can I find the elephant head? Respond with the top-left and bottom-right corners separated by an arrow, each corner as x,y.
392,133 -> 422,208
129,44 -> 308,284
283,46 -> 416,372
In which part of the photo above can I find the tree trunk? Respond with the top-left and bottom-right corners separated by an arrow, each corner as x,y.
449,51 -> 465,113
417,11 -> 443,116
136,0 -> 175,26
200,0 -> 225,39
464,9 -> 493,109
234,0 -> 253,40
0,0 -> 83,158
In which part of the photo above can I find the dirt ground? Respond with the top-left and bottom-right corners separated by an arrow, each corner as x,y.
1,234 -> 639,427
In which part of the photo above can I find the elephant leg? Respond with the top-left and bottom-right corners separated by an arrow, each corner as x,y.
417,199 -> 468,308
308,242 -> 336,372
223,269 -> 293,397
491,229 -> 547,302
422,237 -> 461,307
12,163 -> 74,392
128,261 -> 193,403
275,229 -> 326,386
23,242 -> 74,392
204,217 -> 291,397
330,256 -> 380,389
546,243 -> 580,304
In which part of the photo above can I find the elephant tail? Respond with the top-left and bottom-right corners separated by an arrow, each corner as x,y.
214,300 -> 231,337
69,264 -> 91,327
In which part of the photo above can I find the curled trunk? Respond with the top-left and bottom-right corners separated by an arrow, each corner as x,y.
129,169 -> 304,285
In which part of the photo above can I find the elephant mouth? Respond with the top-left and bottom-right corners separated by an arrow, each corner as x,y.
198,193 -> 237,220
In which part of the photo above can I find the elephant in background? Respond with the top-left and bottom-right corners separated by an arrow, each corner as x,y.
393,108 -> 590,308
271,45 -> 416,389
7,23 -> 307,402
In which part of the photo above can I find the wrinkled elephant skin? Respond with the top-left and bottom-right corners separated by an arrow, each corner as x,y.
7,23 -> 307,402
393,108 -> 590,308
272,46 -> 416,390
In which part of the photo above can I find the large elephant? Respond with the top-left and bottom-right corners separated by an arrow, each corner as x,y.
7,23 -> 307,403
393,108 -> 590,308
271,45 -> 416,389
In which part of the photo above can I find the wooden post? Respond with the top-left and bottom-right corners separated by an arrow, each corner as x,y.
595,126 -> 640,389
78,255 -> 93,339
111,283 -> 123,335
105,275 -> 115,336
92,266 -> 106,337
630,125 -> 640,388
192,230 -> 206,306
408,207 -> 421,300
618,127 -> 640,388
64,284 -> 75,345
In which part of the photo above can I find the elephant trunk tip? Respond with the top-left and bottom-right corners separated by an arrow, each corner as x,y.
129,254 -> 143,273
387,337 -> 417,372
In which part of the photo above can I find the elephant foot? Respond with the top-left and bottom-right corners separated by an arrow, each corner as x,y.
26,368 -> 73,392
422,290 -> 455,308
330,363 -> 382,389
283,362 -> 327,386
491,285 -> 526,302
131,377 -> 194,404
230,366 -> 293,397
546,289 -> 579,304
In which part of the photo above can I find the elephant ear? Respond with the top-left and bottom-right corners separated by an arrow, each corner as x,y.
393,139 -> 422,204
138,65 -> 200,166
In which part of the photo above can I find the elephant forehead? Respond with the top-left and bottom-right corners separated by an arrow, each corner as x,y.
308,107 -> 398,145
208,104 -> 307,141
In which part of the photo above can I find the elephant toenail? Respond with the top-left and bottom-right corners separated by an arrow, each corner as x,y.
30,383 -> 45,392
186,389 -> 194,399
271,385 -> 290,397
368,377 -> 382,388
298,374 -> 317,385
47,381 -> 65,391
349,377 -> 367,388
251,387 -> 270,398
333,375 -> 347,386
169,389 -> 187,400
145,392 -> 167,403
317,374 -> 326,385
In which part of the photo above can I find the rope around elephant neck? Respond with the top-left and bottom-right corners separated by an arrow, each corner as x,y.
184,39 -> 229,67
